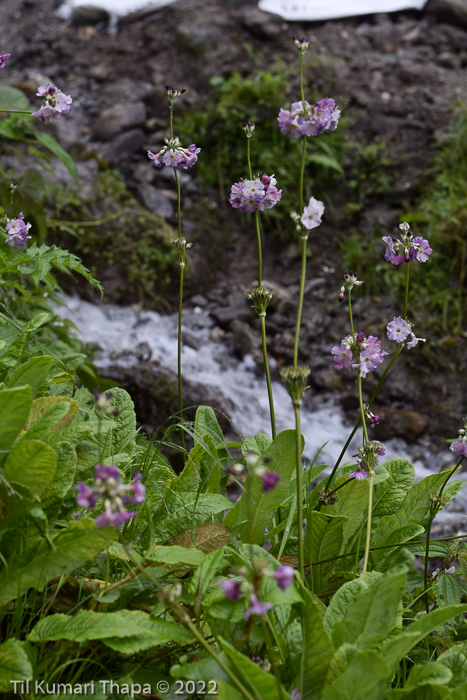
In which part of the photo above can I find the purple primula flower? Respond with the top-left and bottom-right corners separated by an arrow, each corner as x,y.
260,470 -> 280,492
290,690 -> 301,700
0,53 -> 10,69
451,439 -> 467,458
5,212 -> 31,247
406,333 -> 426,349
244,593 -> 273,619
76,464 -> 145,528
229,174 -> 281,213
386,317 -> 412,344
32,84 -> 72,121
332,333 -> 387,378
273,565 -> 295,590
349,466 -> 369,481
278,98 -> 340,138
148,137 -> 200,170
220,580 -> 243,601
301,196 -> 324,230
382,223 -> 432,265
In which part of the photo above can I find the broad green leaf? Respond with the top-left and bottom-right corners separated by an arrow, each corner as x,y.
23,312 -> 51,333
0,386 -> 31,459
0,85 -> 30,110
176,454 -> 201,492
435,573 -> 463,608
171,653 -> 230,684
146,545 -> 207,567
216,680 -> 244,700
34,130 -> 78,184
194,405 -> 225,445
447,681 -> 467,698
330,571 -> 405,650
0,333 -> 29,375
41,441 -> 77,512
102,612 -> 193,653
301,589 -> 335,700
21,396 -> 78,440
225,430 -> 303,543
0,639 -> 33,693
0,518 -> 117,605
385,684 -> 450,699
184,433 -> 222,493
3,439 -> 56,497
29,609 -> 148,642
154,492 -> 231,543
6,356 -> 54,398
370,525 -> 424,570
321,650 -> 389,700
321,476 -> 369,543
308,152 -> 344,173
437,649 -> 467,687
372,459 -> 415,519
306,512 -> 347,596
219,637 -> 288,699
242,433 -> 272,458
406,662 -> 452,688
98,387 -> 137,457
381,605 -> 467,675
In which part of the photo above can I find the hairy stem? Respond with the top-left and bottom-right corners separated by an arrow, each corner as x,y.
294,404 -> 305,580
259,313 -> 276,439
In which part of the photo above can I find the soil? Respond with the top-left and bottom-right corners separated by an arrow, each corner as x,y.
1,0 -> 467,457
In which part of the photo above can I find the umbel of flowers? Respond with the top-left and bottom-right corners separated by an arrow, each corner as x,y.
77,464 -> 146,528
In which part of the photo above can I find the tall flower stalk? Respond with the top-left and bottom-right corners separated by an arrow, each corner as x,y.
229,122 -> 281,439
148,86 -> 200,450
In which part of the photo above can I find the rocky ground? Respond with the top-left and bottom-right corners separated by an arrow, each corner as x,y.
1,0 -> 467,461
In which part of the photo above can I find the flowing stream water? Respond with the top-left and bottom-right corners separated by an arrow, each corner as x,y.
56,295 -> 467,527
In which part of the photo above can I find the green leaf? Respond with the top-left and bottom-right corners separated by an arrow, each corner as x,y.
321,476 -> 369,544
225,430 -> 302,543
219,637 -> 288,699
306,511 -> 347,596
447,681 -> 467,699
34,130 -> 78,184
385,686 -> 450,699
370,525 -> 425,570
0,385 -> 31,459
0,85 -> 30,110
301,589 -> 335,700
407,662 -> 452,688
321,650 -> 390,700
6,356 -> 54,398
381,605 -> 467,675
29,609 -> 148,642
194,405 -> 225,445
329,571 -> 405,650
98,387 -> 137,457
0,639 -> 33,693
435,573 -> 463,608
188,548 -> 226,597
308,152 -> 344,174
242,433 -> 272,458
146,545 -> 207,567
171,653 -> 230,684
154,492 -> 231,543
3,439 -> 56,497
41,440 -> 77,513
372,459 -> 415,519
21,396 -> 78,440
0,518 -> 117,605
437,649 -> 467,687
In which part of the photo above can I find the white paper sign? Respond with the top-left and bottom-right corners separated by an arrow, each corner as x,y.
258,0 -> 427,21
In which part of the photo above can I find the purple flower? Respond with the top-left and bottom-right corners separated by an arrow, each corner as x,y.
406,333 -> 426,349
5,212 -> 31,247
260,470 -> 280,492
331,343 -> 354,370
382,224 -> 432,265
349,467 -> 369,481
229,174 -> 281,213
0,53 -> 10,69
76,464 -> 145,528
450,439 -> 467,458
278,98 -> 340,138
148,138 -> 200,170
332,333 -> 387,379
272,565 -> 295,590
244,593 -> 273,619
301,196 -> 324,230
220,580 -> 243,601
32,84 -> 72,121
386,317 -> 412,344
290,690 -> 301,700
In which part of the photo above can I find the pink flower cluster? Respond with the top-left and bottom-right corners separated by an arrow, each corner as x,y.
148,139 -> 200,170
382,223 -> 432,266
0,53 -> 10,69
220,564 -> 295,618
32,84 -> 72,121
331,332 -> 388,378
5,212 -> 31,247
350,441 -> 386,481
450,421 -> 467,458
278,98 -> 340,138
77,464 -> 145,528
229,174 -> 282,213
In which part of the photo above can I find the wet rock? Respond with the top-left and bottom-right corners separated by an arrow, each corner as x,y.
231,319 -> 261,358
136,182 -> 174,218
238,6 -> 283,40
425,0 -> 467,30
373,408 -> 428,442
70,5 -> 110,26
109,128 -> 145,161
92,101 -> 147,141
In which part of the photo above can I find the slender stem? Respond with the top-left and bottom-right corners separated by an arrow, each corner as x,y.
423,506 -> 435,614
348,290 -> 355,339
299,53 -> 306,106
254,212 -> 262,286
362,469 -> 375,573
0,109 -> 33,114
403,263 -> 410,320
259,313 -> 276,439
357,373 -> 369,445
174,168 -> 182,237
298,135 -> 307,218
294,404 -> 304,580
261,618 -> 285,700
169,102 -> 174,140
293,235 -> 308,369
177,262 -> 185,451
246,135 -> 253,180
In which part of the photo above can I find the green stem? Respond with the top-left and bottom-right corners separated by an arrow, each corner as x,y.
254,211 -> 262,286
261,617 -> 285,700
362,468 -> 375,573
298,135 -> 307,219
246,135 -> 253,180
259,313 -> 276,439
348,290 -> 355,339
177,261 -> 185,451
299,53 -> 306,106
174,168 -> 182,237
403,263 -> 410,319
293,235 -> 308,369
357,372 -> 369,445
0,109 -> 32,114
294,404 -> 305,580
